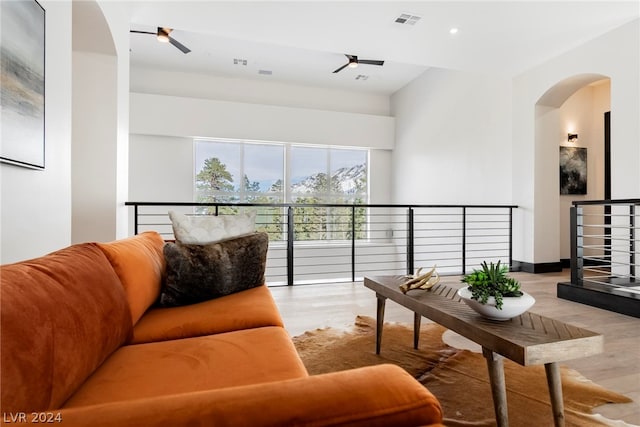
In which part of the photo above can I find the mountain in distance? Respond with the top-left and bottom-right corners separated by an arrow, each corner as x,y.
331,163 -> 367,193
285,163 -> 366,195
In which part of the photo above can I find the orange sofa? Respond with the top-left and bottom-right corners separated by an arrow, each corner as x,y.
1,232 -> 444,426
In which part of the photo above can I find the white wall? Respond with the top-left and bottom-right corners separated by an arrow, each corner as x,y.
513,19 -> 639,264
131,66 -> 390,116
369,149 -> 392,204
390,67 -> 513,205
130,93 -> 394,150
129,135 -> 194,202
532,104 -> 561,264
1,2 -> 72,263
72,52 -> 119,242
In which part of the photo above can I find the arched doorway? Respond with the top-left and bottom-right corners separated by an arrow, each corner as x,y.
534,73 -> 610,265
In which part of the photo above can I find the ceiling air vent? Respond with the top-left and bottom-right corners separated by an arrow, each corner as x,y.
394,13 -> 421,25
258,69 -> 272,75
355,75 -> 369,81
233,58 -> 248,65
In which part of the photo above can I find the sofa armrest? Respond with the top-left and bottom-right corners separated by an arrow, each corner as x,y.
58,364 -> 442,427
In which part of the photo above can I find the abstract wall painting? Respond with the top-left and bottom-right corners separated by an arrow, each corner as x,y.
1,0 -> 46,169
560,146 -> 587,195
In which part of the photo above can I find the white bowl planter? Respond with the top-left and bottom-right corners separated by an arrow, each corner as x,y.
457,286 -> 536,321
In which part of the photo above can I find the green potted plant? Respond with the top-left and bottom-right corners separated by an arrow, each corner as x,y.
458,261 -> 535,320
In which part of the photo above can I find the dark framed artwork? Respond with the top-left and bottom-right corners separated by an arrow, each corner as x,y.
559,146 -> 587,195
1,0 -> 46,169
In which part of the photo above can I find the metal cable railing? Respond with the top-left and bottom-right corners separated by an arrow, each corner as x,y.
570,199 -> 639,288
126,202 -> 518,286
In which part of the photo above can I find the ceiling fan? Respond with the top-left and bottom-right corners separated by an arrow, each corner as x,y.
333,54 -> 384,73
130,27 -> 191,54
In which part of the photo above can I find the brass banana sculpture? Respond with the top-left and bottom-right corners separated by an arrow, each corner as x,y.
399,265 -> 440,294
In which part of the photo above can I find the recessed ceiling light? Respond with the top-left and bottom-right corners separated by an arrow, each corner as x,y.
449,27 -> 459,35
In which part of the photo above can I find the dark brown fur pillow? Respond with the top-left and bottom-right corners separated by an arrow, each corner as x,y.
160,232 -> 268,307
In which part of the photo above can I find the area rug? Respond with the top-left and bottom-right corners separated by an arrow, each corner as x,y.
293,315 -> 633,427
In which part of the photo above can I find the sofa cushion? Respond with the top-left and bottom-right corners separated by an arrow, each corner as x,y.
63,326 -> 308,408
131,285 -> 283,344
0,244 -> 132,412
169,210 -> 256,244
97,231 -> 165,325
160,232 -> 268,307
57,365 -> 444,427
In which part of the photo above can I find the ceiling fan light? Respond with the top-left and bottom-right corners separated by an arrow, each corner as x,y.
157,27 -> 170,43
348,60 -> 358,68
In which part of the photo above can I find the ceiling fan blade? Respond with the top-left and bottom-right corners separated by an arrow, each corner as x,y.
169,36 -> 191,54
130,30 -> 156,35
358,59 -> 384,66
333,62 -> 350,73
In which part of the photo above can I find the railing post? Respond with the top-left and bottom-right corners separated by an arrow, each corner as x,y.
570,205 -> 584,285
287,206 -> 294,286
406,208 -> 414,275
508,207 -> 513,270
604,203 -> 611,262
134,204 -> 139,235
462,207 -> 467,275
630,205 -> 636,281
351,205 -> 356,282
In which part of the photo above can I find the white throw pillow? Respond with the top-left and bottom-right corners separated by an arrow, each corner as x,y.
168,210 -> 256,244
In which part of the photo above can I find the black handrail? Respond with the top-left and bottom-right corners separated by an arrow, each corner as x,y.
126,201 -> 518,209
573,199 -> 640,206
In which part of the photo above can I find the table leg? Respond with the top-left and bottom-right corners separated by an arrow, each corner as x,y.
375,294 -> 386,355
414,312 -> 421,349
545,362 -> 565,427
482,347 -> 509,427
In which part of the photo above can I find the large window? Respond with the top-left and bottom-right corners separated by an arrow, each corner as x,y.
194,139 -> 368,240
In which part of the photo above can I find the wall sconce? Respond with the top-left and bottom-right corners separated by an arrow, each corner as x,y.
567,133 -> 578,142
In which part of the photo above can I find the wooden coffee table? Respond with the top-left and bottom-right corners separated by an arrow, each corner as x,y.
364,275 -> 604,427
